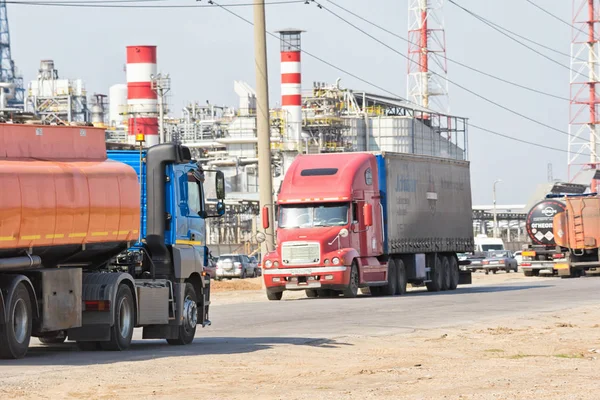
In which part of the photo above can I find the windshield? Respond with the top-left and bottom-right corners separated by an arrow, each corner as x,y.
279,203 -> 349,228
489,251 -> 509,258
481,244 -> 504,251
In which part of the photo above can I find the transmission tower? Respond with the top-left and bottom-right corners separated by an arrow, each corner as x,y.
407,0 -> 449,113
568,0 -> 600,191
0,0 -> 23,109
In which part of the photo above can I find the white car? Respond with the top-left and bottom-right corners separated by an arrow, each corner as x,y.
514,251 -> 523,266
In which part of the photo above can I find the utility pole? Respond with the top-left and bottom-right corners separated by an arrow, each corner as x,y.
493,179 -> 502,238
253,0 -> 275,256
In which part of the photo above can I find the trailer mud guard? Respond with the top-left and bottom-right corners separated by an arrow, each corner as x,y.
0,274 -> 39,325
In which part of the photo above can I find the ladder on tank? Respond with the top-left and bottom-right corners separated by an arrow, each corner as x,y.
572,199 -> 587,250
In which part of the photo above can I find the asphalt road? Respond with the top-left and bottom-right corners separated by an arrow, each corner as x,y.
1,277 -> 599,373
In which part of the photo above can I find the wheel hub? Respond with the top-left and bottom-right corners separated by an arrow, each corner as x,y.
183,296 -> 198,331
12,299 -> 27,344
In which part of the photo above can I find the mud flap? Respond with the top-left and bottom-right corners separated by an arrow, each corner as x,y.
555,263 -> 571,277
458,271 -> 472,285
202,277 -> 211,327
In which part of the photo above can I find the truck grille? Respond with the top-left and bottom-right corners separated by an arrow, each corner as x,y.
281,242 -> 320,266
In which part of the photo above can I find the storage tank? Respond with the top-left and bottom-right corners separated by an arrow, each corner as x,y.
109,83 -> 127,127
0,124 -> 141,268
525,199 -> 566,246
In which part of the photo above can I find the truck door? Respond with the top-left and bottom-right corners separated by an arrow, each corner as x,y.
175,168 -> 206,246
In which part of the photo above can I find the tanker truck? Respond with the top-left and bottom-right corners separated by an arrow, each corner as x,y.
520,183 -> 594,278
0,124 -> 225,359
258,151 -> 473,300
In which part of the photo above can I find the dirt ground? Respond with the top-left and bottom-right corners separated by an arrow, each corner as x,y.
1,272 -> 598,400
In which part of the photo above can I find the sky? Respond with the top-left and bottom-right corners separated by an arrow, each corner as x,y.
8,0 -> 573,205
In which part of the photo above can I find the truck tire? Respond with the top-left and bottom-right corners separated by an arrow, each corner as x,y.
342,262 -> 359,298
380,260 -> 398,296
426,255 -> 443,292
441,256 -> 451,291
266,289 -> 283,301
102,284 -> 135,351
38,331 -> 66,345
167,283 -> 198,346
395,259 -> 407,295
0,283 -> 32,359
306,289 -> 318,298
523,270 -> 533,277
448,256 -> 459,290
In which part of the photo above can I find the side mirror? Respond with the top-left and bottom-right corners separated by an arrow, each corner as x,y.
256,232 -> 266,243
215,171 -> 225,200
262,206 -> 270,230
363,203 -> 373,227
339,228 -> 349,238
216,201 -> 225,216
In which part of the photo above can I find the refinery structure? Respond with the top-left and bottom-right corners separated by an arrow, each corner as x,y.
0,2 -> 469,256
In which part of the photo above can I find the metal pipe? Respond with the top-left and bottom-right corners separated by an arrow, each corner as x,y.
0,255 -> 42,271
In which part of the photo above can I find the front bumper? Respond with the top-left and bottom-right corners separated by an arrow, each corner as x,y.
263,265 -> 349,291
216,269 -> 243,278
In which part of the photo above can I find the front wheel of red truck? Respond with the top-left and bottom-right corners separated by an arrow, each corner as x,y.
0,282 -> 32,359
342,262 -> 359,298
266,289 -> 283,301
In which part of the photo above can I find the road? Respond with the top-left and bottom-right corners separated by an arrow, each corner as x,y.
0,275 -> 598,373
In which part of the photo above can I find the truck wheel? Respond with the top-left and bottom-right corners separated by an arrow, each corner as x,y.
102,284 -> 135,351
448,256 -> 459,290
38,331 -> 66,345
342,262 -> 359,298
426,255 -> 443,292
305,289 -> 318,298
395,259 -> 407,295
523,270 -> 533,277
441,256 -> 450,291
380,260 -> 398,296
167,283 -> 198,346
266,289 -> 283,301
0,283 -> 32,359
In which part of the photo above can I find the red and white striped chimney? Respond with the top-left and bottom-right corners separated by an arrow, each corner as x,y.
277,29 -> 304,147
126,45 -> 159,147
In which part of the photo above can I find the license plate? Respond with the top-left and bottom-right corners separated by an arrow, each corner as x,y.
554,263 -> 569,270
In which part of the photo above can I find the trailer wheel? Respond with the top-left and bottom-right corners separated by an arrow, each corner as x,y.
167,283 -> 198,346
0,283 -> 32,359
441,256 -> 450,291
380,260 -> 397,296
426,255 -> 443,292
102,284 -> 135,351
305,289 -> 318,298
266,289 -> 283,301
395,259 -> 407,295
448,256 -> 459,290
342,262 -> 359,298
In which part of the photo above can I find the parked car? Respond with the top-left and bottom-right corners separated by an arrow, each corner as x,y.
513,251 -> 523,266
204,256 -> 217,280
248,256 -> 262,277
216,254 -> 256,280
464,252 -> 487,272
480,250 -> 519,274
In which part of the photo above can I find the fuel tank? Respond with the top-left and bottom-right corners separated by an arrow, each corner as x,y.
0,125 -> 140,268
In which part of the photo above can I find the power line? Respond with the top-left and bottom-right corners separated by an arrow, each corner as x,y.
524,0 -> 588,36
211,1 -> 576,156
447,0 -> 573,70
4,0 -> 305,8
324,0 -> 569,102
209,0 -> 411,103
312,1 -> 573,139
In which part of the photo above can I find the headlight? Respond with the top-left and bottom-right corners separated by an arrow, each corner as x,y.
273,261 -> 280,267
332,257 -> 340,265
265,260 -> 273,268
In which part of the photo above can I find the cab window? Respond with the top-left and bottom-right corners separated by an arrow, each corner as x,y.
187,172 -> 203,216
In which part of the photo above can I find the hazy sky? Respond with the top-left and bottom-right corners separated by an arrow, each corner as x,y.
9,0 -> 571,205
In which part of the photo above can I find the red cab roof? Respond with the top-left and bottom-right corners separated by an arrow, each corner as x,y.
278,152 -> 376,204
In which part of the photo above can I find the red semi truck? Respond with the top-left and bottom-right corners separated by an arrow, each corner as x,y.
259,152 -> 474,300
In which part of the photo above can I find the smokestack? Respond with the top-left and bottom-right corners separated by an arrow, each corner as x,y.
126,45 -> 159,147
277,29 -> 304,149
